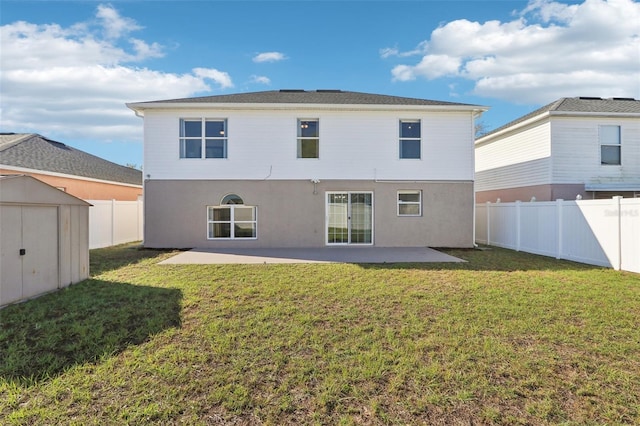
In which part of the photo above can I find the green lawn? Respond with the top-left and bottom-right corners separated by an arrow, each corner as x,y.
1,244 -> 639,425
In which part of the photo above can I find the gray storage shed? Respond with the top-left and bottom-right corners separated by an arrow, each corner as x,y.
1,175 -> 91,307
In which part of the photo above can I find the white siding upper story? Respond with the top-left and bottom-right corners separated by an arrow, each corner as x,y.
550,116 -> 640,184
475,113 -> 640,192
142,108 -> 476,181
475,121 -> 552,192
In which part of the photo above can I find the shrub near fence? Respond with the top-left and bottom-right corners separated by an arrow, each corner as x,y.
476,197 -> 640,273
88,199 -> 143,249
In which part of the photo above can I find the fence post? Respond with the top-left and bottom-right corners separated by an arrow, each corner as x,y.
515,201 -> 521,251
556,199 -> 563,259
614,196 -> 622,271
486,201 -> 491,246
138,198 -> 144,241
111,199 -> 116,247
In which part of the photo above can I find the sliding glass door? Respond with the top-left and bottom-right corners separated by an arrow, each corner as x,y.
326,192 -> 373,245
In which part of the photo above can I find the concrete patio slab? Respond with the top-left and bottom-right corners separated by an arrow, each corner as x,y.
159,247 -> 465,265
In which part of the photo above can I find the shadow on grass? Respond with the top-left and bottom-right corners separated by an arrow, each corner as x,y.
89,243 -> 177,276
0,279 -> 181,385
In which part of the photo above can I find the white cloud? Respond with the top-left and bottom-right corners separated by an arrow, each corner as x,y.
379,47 -> 400,59
0,4 -> 234,147
387,0 -> 640,104
95,3 -> 141,39
193,68 -> 234,89
380,41 -> 429,59
129,38 -> 164,61
392,55 -> 461,81
250,75 -> 271,85
252,51 -> 287,63
521,0 -> 578,22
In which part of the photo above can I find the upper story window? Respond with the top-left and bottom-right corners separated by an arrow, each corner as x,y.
397,190 -> 422,216
399,120 -> 421,159
600,125 -> 621,165
180,118 -> 227,159
207,194 -> 257,239
297,119 -> 319,158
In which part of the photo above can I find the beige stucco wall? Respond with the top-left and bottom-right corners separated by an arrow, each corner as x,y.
144,179 -> 474,249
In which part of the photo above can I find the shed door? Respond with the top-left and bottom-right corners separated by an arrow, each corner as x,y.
0,206 -> 59,305
22,207 -> 59,299
1,206 -> 23,305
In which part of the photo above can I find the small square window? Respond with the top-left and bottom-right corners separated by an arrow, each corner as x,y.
298,139 -> 319,158
400,139 -> 421,159
180,139 -> 202,158
398,190 -> 422,216
205,139 -> 227,158
601,145 -> 621,165
181,120 -> 202,137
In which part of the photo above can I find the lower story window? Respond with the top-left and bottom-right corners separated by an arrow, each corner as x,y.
398,190 -> 422,216
207,205 -> 257,239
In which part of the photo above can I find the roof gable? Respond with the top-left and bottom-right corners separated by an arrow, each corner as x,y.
0,134 -> 142,186
0,175 -> 91,206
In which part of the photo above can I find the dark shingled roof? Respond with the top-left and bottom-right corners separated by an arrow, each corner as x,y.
481,97 -> 640,139
132,89 -> 481,107
0,133 -> 142,186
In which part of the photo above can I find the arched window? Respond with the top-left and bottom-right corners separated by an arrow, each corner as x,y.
221,193 -> 244,205
207,194 -> 257,239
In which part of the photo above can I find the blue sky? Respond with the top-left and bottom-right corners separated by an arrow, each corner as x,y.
1,0 -> 638,167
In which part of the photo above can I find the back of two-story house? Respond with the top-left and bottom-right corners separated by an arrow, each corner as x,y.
127,90 -> 487,249
475,97 -> 640,203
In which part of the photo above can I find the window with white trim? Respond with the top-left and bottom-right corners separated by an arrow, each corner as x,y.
397,190 -> 421,216
207,194 -> 257,239
399,120 -> 421,159
180,118 -> 227,159
600,125 -> 621,165
297,119 -> 319,158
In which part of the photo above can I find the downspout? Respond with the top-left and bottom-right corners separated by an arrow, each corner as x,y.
472,110 -> 480,248
130,105 -> 145,245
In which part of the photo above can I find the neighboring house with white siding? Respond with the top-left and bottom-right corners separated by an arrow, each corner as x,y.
475,97 -> 640,203
127,90 -> 487,249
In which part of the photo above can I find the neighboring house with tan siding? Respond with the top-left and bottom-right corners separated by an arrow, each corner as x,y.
127,90 -> 487,249
475,97 -> 640,203
0,133 -> 142,201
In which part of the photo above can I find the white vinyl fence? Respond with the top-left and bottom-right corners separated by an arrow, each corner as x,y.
88,199 -> 143,249
476,197 -> 640,273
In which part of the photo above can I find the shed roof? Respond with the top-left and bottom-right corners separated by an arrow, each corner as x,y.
0,133 -> 142,186
480,97 -> 640,139
128,89 -> 485,108
0,175 -> 91,206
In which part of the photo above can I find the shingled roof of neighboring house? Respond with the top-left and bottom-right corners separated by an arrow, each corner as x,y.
129,89 -> 484,108
0,133 -> 142,186
480,97 -> 640,140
